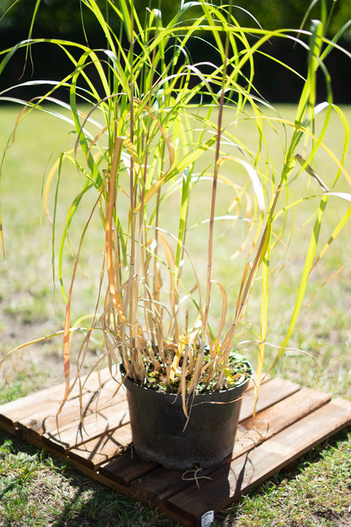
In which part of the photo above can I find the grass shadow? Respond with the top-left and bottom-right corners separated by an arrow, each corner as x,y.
0,429 -> 178,527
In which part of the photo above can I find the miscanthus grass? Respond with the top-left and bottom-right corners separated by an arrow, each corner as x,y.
0,105 -> 351,526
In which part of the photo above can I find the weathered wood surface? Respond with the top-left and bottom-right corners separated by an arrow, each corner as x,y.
69,423 -> 132,469
0,368 -> 117,428
1,370 -> 350,527
165,398 -> 351,525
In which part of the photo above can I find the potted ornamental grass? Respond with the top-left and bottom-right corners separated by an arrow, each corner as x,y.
1,0 -> 351,469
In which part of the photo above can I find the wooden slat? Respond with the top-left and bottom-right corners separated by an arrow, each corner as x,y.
233,386 -> 331,459
0,383 -> 67,427
41,398 -> 130,454
130,386 -> 330,503
0,368 -> 116,428
68,423 -> 133,469
17,381 -> 125,439
165,398 -> 351,526
239,377 -> 300,420
130,464 -> 208,505
21,431 -> 69,460
99,450 -> 159,486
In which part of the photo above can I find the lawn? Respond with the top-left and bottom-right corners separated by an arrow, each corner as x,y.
0,105 -> 351,526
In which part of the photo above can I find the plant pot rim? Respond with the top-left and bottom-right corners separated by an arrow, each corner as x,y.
120,359 -> 252,400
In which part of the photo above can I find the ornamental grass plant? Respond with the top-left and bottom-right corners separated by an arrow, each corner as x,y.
1,0 -> 351,414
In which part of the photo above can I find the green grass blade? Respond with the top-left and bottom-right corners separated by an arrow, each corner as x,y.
271,194 -> 328,369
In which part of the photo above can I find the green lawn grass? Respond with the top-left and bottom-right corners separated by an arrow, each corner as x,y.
0,105 -> 351,526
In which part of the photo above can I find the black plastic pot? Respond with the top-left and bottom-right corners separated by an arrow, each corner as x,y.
122,364 -> 251,471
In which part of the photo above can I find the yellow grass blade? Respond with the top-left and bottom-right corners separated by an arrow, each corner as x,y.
105,136 -> 126,324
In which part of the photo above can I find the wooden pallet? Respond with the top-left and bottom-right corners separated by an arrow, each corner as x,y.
1,369 -> 350,527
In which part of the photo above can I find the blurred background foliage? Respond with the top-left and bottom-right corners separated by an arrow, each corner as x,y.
1,0 -> 351,102
1,0 -> 351,36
